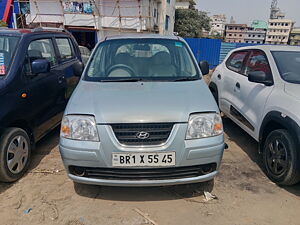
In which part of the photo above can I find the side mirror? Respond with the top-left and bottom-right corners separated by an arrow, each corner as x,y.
73,61 -> 84,77
248,71 -> 273,86
31,59 -> 50,74
199,60 -> 209,75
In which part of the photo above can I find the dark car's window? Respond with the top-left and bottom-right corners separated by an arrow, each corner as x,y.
0,35 -> 20,76
272,51 -> 300,84
226,51 -> 248,73
24,39 -> 57,73
85,39 -> 200,82
56,38 -> 74,60
244,50 -> 272,78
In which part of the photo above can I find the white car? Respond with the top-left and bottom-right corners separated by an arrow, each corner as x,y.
210,45 -> 300,185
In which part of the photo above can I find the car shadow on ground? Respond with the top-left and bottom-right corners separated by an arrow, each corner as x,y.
74,180 -> 215,202
223,117 -> 300,196
0,127 -> 60,195
29,127 -> 60,170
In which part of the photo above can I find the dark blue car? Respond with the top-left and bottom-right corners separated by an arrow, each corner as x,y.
0,28 -> 83,182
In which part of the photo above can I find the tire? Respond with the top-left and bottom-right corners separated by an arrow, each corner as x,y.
0,128 -> 32,182
263,129 -> 300,185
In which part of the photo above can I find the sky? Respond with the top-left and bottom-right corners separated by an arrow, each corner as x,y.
196,0 -> 300,26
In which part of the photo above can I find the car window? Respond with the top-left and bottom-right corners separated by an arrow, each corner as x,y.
56,38 -> 74,60
244,50 -> 272,78
272,51 -> 300,84
86,39 -> 199,81
226,51 -> 248,73
25,39 -> 57,73
0,35 -> 20,76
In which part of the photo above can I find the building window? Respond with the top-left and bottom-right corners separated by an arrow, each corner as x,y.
167,0 -> 171,3
258,35 -> 261,37
229,34 -> 232,37
165,15 -> 169,30
240,34 -> 242,37
270,23 -> 274,26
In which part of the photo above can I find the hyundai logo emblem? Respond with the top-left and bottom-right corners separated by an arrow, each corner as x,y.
136,131 -> 150,139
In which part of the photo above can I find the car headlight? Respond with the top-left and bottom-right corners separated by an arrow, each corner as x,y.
60,115 -> 99,141
186,113 -> 223,139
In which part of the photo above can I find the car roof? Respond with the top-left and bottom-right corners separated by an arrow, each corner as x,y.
232,45 -> 300,52
0,28 -> 70,37
105,34 -> 183,41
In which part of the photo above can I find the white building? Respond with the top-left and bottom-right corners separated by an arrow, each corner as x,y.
175,1 -> 189,9
245,28 -> 267,44
25,0 -> 175,48
265,18 -> 294,45
210,14 -> 226,37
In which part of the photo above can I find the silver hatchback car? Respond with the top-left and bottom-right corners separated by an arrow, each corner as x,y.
59,35 -> 225,187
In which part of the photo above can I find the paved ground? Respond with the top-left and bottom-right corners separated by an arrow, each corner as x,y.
0,118 -> 300,225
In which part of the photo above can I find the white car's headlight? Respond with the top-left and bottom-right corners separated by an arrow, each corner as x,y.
186,113 -> 223,139
60,115 -> 99,141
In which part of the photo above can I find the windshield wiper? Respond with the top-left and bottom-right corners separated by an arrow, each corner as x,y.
100,78 -> 143,82
173,77 -> 200,82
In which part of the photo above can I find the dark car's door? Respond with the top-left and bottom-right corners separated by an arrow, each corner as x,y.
54,36 -> 81,105
23,38 -> 63,140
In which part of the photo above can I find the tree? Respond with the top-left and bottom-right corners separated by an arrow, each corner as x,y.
0,20 -> 7,27
174,9 -> 211,38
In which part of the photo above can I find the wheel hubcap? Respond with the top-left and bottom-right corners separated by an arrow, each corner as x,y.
7,136 -> 29,174
266,139 -> 288,176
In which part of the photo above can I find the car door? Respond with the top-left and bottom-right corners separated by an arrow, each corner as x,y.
24,38 -> 63,139
219,50 -> 249,115
231,49 -> 274,138
54,36 -> 80,106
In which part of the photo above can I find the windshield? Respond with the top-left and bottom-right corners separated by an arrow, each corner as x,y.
0,35 -> 20,77
85,38 -> 200,82
272,51 -> 300,84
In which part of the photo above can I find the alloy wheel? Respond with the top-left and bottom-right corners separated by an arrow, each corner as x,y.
6,136 -> 29,174
266,138 -> 288,176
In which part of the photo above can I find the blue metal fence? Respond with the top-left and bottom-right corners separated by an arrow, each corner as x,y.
184,38 -> 262,68
184,38 -> 222,69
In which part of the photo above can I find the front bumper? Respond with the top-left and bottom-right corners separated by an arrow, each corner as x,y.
59,123 -> 225,186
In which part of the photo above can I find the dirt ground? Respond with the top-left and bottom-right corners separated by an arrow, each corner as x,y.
0,118 -> 299,225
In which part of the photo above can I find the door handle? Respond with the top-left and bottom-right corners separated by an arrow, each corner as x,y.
217,74 -> 221,80
58,76 -> 65,84
235,82 -> 240,89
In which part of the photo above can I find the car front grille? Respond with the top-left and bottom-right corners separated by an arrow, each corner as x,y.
111,123 -> 174,146
69,164 -> 217,180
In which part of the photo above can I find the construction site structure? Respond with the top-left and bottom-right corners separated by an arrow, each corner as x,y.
15,0 -> 175,48
266,0 -> 294,45
270,0 -> 285,20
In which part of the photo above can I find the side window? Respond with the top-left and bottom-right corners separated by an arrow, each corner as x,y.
56,38 -> 74,60
25,39 -> 57,73
244,50 -> 272,77
226,51 -> 248,73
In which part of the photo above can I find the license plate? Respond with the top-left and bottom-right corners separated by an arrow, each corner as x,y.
112,152 -> 176,167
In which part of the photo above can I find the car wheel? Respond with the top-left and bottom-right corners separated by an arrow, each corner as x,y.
0,128 -> 31,182
263,129 -> 300,185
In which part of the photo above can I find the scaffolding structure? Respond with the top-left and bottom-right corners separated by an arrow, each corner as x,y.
17,0 -> 159,34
